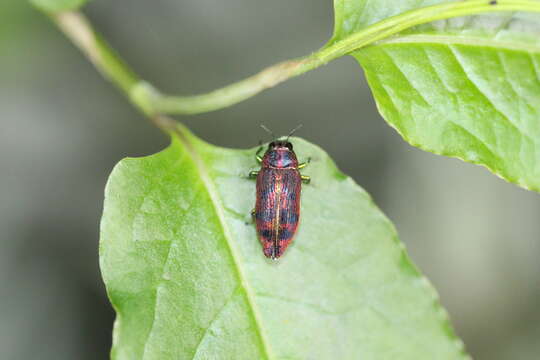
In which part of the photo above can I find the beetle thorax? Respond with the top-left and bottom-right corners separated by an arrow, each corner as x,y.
263,148 -> 298,168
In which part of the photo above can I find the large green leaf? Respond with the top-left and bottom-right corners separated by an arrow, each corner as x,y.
100,126 -> 467,359
332,0 -> 540,191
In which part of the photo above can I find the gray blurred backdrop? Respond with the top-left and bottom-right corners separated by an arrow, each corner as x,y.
2,0 -> 540,359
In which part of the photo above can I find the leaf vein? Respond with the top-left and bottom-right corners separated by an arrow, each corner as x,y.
141,155 -> 197,360
379,47 -> 431,109
174,127 -> 273,360
191,286 -> 241,359
376,34 -> 540,54
448,45 -> 534,148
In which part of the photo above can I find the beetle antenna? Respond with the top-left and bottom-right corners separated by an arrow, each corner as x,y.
260,124 -> 276,141
286,124 -> 303,141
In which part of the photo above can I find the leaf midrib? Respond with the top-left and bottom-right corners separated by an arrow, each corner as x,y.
375,34 -> 540,53
172,127 -> 273,360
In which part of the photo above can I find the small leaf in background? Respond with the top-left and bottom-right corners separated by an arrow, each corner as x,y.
30,0 -> 88,13
100,127 -> 468,359
332,0 -> 540,192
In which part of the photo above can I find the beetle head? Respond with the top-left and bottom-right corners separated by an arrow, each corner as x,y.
268,140 -> 293,151
260,124 -> 302,152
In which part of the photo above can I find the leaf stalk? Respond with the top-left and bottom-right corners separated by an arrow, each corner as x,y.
49,0 -> 540,121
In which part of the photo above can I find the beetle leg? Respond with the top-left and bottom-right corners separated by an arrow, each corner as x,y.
249,170 -> 259,179
245,209 -> 257,225
298,157 -> 311,169
301,175 -> 311,184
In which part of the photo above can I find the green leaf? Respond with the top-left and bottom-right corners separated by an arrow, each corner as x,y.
100,126 -> 468,359
332,0 -> 540,191
30,0 -> 87,13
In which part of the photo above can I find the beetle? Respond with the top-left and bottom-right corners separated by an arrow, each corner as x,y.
249,126 -> 310,259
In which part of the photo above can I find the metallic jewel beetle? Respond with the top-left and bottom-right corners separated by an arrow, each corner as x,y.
249,126 -> 310,259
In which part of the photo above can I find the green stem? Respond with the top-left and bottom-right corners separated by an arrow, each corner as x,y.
54,12 -> 138,94
51,0 -> 540,119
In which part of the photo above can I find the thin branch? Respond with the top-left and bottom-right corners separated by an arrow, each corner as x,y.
55,12 -> 138,95
49,0 -> 540,120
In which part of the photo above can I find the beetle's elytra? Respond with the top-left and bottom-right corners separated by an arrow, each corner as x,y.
249,136 -> 310,260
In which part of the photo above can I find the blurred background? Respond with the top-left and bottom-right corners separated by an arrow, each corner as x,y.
2,0 -> 540,359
